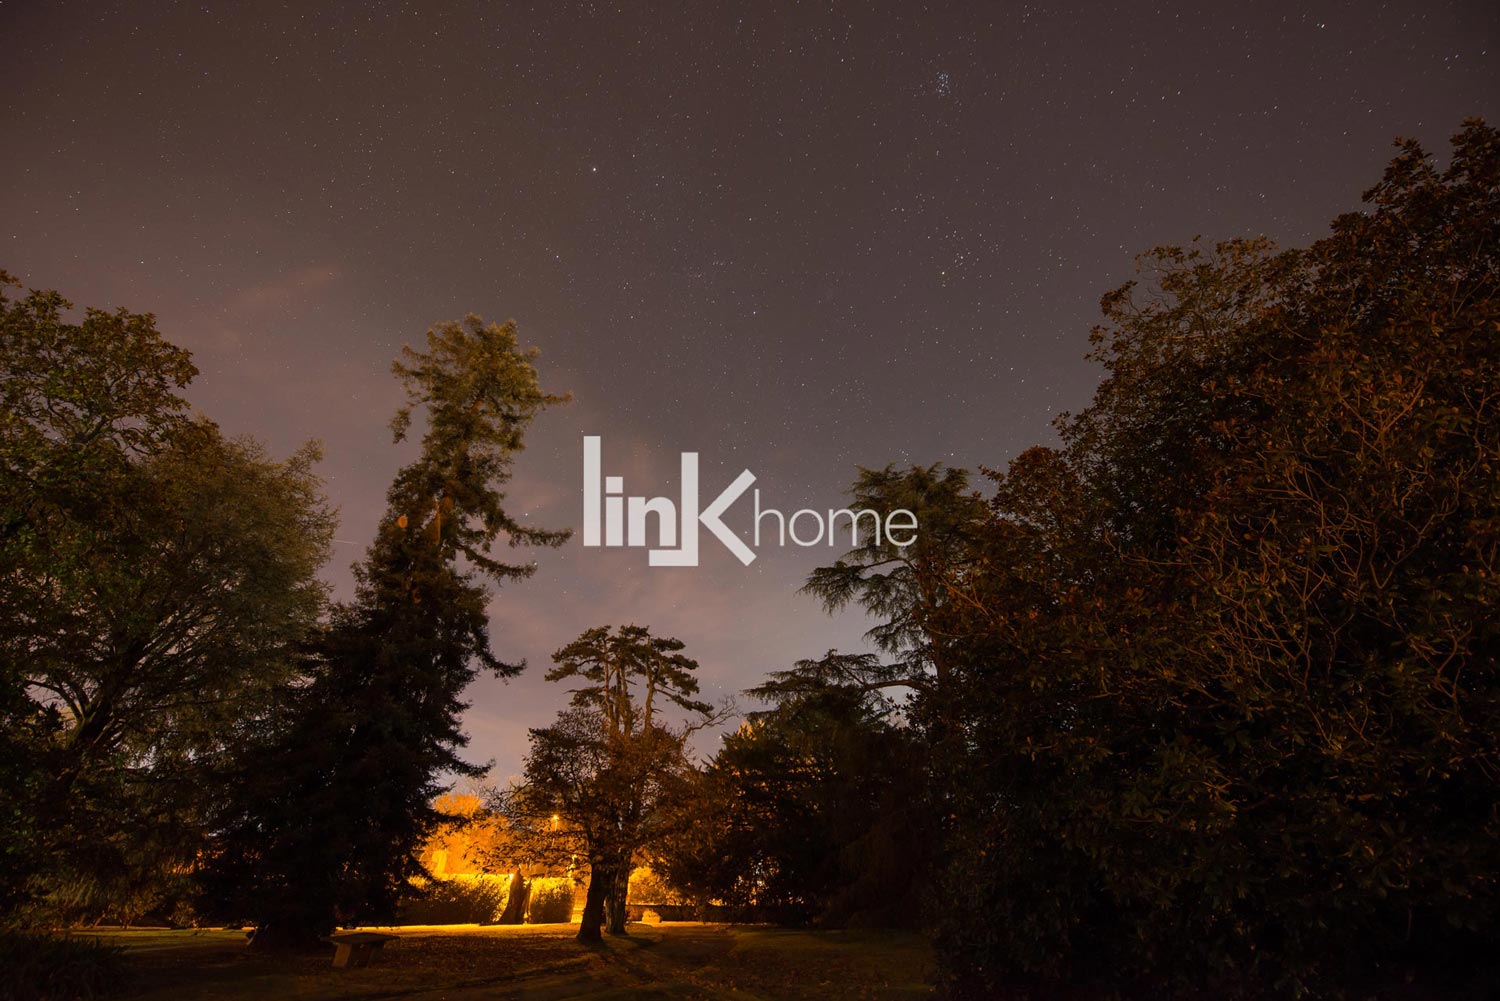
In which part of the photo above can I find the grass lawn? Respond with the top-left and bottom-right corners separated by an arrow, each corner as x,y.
80,922 -> 935,1000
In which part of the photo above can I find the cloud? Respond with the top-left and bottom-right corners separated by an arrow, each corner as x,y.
228,263 -> 343,313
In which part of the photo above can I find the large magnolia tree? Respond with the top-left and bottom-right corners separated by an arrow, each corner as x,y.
932,121 -> 1500,996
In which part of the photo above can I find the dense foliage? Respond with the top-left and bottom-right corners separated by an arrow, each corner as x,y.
654,654 -> 930,927
0,273 -> 333,926
0,932 -> 124,1001
928,121 -> 1500,996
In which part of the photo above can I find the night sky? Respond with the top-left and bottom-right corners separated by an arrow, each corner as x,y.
3,1 -> 1496,779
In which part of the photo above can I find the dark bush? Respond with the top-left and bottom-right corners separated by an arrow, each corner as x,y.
0,933 -> 125,1001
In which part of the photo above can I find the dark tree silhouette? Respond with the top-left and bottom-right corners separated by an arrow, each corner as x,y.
931,121 -> 1500,997
504,625 -> 717,942
202,316 -> 568,948
0,272 -> 333,926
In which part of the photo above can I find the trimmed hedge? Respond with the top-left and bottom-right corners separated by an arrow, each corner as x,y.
524,877 -> 575,924
397,874 -> 509,925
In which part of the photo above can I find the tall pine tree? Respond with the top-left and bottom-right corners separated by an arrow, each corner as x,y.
202,315 -> 568,948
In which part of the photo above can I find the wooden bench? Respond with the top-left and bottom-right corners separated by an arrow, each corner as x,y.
326,931 -> 400,968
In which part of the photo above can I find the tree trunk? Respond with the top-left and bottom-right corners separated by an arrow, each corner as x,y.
605,863 -> 630,934
577,863 -> 612,944
499,871 -> 529,924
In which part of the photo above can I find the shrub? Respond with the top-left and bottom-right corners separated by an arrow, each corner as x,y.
627,866 -> 685,906
0,933 -> 125,1001
397,875 -> 509,925
524,877 -> 574,923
